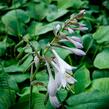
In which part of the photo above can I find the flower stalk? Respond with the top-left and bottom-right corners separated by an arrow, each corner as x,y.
31,10 -> 87,108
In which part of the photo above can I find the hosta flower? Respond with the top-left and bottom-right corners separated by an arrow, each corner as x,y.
49,96 -> 61,108
51,60 -> 77,88
70,36 -> 81,43
66,47 -> 86,56
46,61 -> 61,108
66,37 -> 83,48
52,49 -> 77,72
51,49 -> 77,88
46,62 -> 58,96
67,27 -> 74,34
47,73 -> 58,96
60,73 -> 77,88
60,46 -> 86,56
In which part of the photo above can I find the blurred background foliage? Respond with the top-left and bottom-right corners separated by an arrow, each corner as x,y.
0,0 -> 109,109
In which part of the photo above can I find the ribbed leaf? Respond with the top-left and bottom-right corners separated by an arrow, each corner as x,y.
74,66 -> 91,93
93,26 -> 109,44
92,70 -> 109,79
0,73 -> 16,109
94,48 -> 109,69
66,91 -> 109,109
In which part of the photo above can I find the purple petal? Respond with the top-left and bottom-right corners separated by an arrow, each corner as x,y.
67,37 -> 83,48
71,48 -> 86,56
49,96 -> 61,108
70,36 -> 82,42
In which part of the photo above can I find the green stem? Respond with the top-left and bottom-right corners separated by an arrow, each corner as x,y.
68,55 -> 73,66
29,60 -> 41,109
29,64 -> 33,109
44,36 -> 57,55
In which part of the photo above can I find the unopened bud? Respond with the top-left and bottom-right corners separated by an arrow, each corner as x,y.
54,24 -> 62,36
70,36 -> 81,42
67,27 -> 74,34
80,10 -> 85,15
79,23 -> 86,27
71,48 -> 86,56
66,37 -> 83,49
79,27 -> 88,31
34,55 -> 39,65
76,10 -> 85,19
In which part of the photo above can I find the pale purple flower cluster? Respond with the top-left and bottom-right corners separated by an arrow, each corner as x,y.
34,10 -> 87,108
46,12 -> 87,107
46,49 -> 77,108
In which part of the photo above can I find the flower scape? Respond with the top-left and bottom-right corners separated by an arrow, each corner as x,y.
34,10 -> 88,108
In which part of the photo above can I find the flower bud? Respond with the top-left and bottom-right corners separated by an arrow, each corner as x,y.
70,48 -> 86,56
34,55 -> 39,65
79,27 -> 88,31
54,24 -> 62,36
67,27 -> 74,34
70,36 -> 81,42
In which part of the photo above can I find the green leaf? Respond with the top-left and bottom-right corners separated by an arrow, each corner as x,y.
0,73 -> 16,109
57,89 -> 68,102
89,78 -> 109,94
2,65 -> 23,73
10,73 -> 29,83
0,39 -> 7,56
36,70 -> 48,84
28,21 -> 62,36
94,48 -> 109,69
27,2 -> 48,21
2,9 -> 30,36
46,8 -> 68,22
0,89 -> 15,109
27,21 -> 43,36
18,87 -> 38,97
9,0 -> 28,9
12,93 -> 46,109
20,55 -> 33,72
103,1 -> 109,10
30,41 -> 40,51
46,100 -> 55,109
8,75 -> 19,91
93,26 -> 109,44
57,0 -> 84,9
92,70 -> 109,79
82,34 -> 95,52
33,93 -> 46,109
74,66 -> 91,93
66,91 -> 109,109
36,21 -> 62,35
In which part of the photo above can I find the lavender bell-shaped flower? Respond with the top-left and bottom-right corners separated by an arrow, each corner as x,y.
61,73 -> 77,88
49,96 -> 61,108
66,47 -> 86,56
52,49 -> 77,73
51,49 -> 77,88
66,37 -> 83,49
46,61 -> 58,96
52,60 -> 77,88
46,61 -> 61,108
60,45 -> 86,56
70,36 -> 82,43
